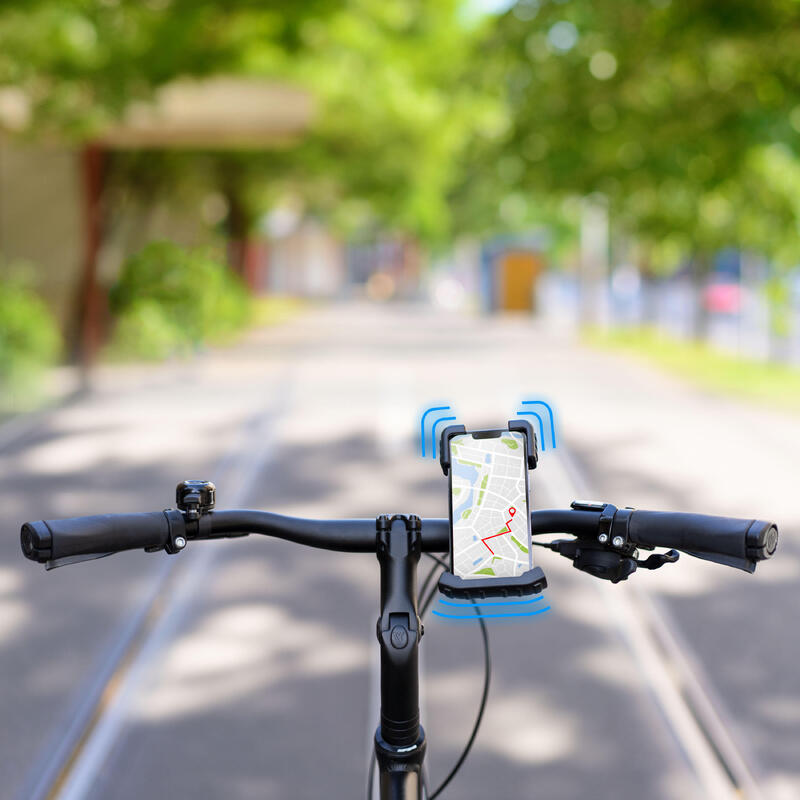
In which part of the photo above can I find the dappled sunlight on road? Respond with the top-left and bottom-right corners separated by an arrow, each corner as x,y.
0,565 -> 29,642
480,691 -> 578,765
573,644 -> 641,691
761,775 -> 800,800
6,302 -> 795,798
642,549 -> 800,597
135,602 -> 369,722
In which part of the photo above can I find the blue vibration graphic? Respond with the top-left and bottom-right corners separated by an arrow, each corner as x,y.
520,399 -> 557,449
515,410 -> 546,452
438,595 -> 544,608
432,605 -> 551,621
430,415 -> 456,459
432,592 -> 551,621
419,405 -> 450,457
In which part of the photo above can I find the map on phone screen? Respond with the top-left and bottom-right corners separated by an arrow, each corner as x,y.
449,430 -> 532,580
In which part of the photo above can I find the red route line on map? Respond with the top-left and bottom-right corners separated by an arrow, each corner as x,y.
481,507 -> 516,555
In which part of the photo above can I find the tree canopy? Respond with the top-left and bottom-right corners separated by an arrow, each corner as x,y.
0,0 -> 490,242
472,0 -> 800,270
4,0 -> 800,258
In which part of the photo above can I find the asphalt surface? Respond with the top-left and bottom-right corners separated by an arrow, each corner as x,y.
3,301 -> 797,799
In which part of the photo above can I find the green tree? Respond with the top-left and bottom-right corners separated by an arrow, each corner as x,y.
0,0 -> 336,136
465,0 -> 800,334
0,0 -> 490,243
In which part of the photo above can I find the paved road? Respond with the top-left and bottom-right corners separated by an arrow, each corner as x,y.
4,302 -> 796,799
1,331 -> 296,799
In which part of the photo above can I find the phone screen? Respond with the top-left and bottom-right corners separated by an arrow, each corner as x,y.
448,429 -> 532,580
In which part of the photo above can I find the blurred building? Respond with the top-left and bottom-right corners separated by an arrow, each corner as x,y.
264,217 -> 345,298
0,137 -> 83,332
480,234 -> 548,313
0,78 -> 314,358
346,238 -> 422,300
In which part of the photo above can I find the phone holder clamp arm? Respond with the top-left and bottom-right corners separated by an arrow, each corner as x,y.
439,420 -> 538,476
439,424 -> 467,476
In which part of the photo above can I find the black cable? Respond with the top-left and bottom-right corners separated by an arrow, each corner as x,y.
418,557 -> 442,607
532,539 -> 561,550
424,555 -> 491,799
423,552 -> 449,569
420,553 -> 447,614
366,743 -> 376,800
368,560 -> 444,800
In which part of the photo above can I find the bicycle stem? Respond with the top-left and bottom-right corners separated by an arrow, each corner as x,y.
374,514 -> 427,799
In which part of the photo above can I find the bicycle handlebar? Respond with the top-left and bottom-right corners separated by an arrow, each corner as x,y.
20,505 -> 778,574
627,510 -> 778,570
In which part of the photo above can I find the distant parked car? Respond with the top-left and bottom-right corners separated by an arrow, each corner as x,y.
704,280 -> 742,315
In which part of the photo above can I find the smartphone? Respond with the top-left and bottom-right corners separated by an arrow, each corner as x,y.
447,427 -> 533,581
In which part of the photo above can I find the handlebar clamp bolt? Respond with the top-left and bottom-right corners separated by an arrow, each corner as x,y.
612,535 -> 624,548
598,533 -> 609,544
174,536 -> 187,550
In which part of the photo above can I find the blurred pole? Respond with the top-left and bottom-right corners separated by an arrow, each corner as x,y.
688,253 -> 710,342
76,143 -> 106,379
739,253 -> 770,360
579,195 -> 610,327
400,236 -> 421,299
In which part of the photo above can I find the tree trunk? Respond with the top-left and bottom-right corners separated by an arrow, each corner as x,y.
225,188 -> 247,277
74,143 -> 107,376
224,188 -> 262,292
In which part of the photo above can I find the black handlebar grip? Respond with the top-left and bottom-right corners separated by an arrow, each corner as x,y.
21,512 -> 173,563
628,510 -> 779,572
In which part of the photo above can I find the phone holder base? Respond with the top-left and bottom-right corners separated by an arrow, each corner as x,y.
437,566 -> 547,600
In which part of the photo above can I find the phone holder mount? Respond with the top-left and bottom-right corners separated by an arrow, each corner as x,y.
436,420 -> 547,600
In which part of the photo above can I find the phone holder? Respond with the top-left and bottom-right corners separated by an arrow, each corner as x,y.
436,419 -> 547,600
439,419 -> 538,475
437,567 -> 547,599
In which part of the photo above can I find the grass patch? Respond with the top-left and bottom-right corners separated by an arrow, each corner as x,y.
584,325 -> 800,414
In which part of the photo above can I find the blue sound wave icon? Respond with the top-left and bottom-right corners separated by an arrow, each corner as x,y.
517,399 -> 557,451
431,593 -> 552,621
420,404 -> 457,459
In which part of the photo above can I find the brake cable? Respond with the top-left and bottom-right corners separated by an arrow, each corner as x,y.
421,553 -> 491,799
418,558 -> 442,609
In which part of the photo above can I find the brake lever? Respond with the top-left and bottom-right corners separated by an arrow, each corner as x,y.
45,552 -> 113,570
542,539 -> 679,583
636,549 -> 679,570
